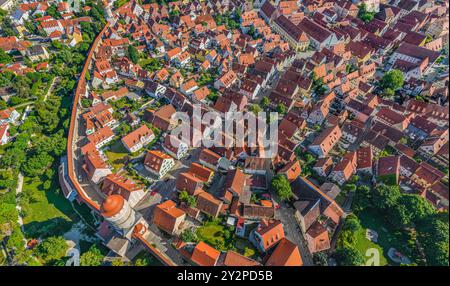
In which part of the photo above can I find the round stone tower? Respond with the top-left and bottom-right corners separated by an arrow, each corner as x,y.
101,195 -> 137,231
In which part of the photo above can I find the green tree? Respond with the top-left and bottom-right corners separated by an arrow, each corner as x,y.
180,228 -> 199,243
372,184 -> 401,211
313,252 -> 328,266
271,174 -> 294,201
352,185 -> 372,213
261,96 -> 270,109
380,69 -> 404,91
416,212 -> 449,266
128,45 -> 139,64
80,245 -> 104,266
35,236 -> 68,262
179,191 -> 197,207
334,247 -> 365,266
0,49 -> 12,65
276,103 -> 287,115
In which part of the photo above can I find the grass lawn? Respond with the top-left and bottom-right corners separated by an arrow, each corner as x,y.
104,140 -> 129,171
21,177 -> 75,239
353,228 -> 388,266
196,223 -> 226,247
234,238 -> 258,258
133,250 -> 163,266
358,208 -> 415,265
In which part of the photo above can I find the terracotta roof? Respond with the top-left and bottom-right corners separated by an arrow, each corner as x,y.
144,150 -> 173,173
121,125 -> 154,150
222,251 -> 261,266
153,200 -> 185,234
102,173 -> 142,196
191,242 -> 220,266
101,195 -> 124,218
255,219 -> 285,251
265,238 -> 303,266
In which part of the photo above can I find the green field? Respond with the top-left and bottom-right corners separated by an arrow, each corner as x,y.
104,140 -> 129,171
21,177 -> 75,238
353,228 -> 388,266
196,222 -> 226,246
357,208 -> 415,265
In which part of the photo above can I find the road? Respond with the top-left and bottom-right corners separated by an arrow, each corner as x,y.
275,202 -> 314,266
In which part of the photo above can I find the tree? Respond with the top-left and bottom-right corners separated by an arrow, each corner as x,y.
35,236 -> 68,262
80,245 -> 104,266
380,69 -> 404,91
397,194 -> 435,225
313,252 -> 328,266
179,191 -> 197,208
271,175 -> 294,201
358,3 -> 375,23
249,104 -> 262,115
416,212 -> 449,266
0,49 -> 12,65
261,96 -> 270,109
276,103 -> 287,115
352,185 -> 372,213
180,228 -> 199,243
334,247 -> 365,266
371,184 -> 401,211
128,45 -> 139,64
343,214 -> 362,232
111,258 -> 125,266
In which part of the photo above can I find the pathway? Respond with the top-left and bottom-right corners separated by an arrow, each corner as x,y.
14,173 -> 27,247
43,76 -> 58,102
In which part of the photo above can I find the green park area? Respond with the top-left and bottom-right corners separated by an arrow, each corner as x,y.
21,177 -> 75,239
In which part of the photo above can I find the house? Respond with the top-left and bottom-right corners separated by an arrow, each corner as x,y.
214,70 -> 238,90
357,146 -> 373,174
221,250 -> 261,266
278,160 -> 301,182
102,174 -> 145,207
265,238 -> 303,266
377,155 -> 400,185
173,51 -> 191,67
0,108 -> 20,124
399,155 -> 420,178
144,81 -> 167,98
0,123 -> 9,145
305,221 -> 330,253
374,107 -> 410,131
83,151 -> 112,184
163,134 -> 189,159
249,219 -> 285,253
199,148 -> 222,171
190,241 -> 220,266
144,104 -> 176,131
176,172 -> 204,196
220,169 -> 247,203
121,125 -> 155,153
180,79 -> 199,95
271,15 -> 309,51
329,152 -> 357,185
196,191 -> 223,218
26,45 -> 50,62
313,157 -> 333,177
294,199 -> 321,233
87,126 -> 114,149
152,200 -> 186,235
309,125 -> 342,157
298,17 -> 339,50
144,150 -> 175,179
189,163 -> 214,183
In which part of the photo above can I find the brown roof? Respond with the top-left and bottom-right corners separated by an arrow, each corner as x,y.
222,251 -> 261,266
191,241 -> 220,266
153,200 -> 185,234
121,125 -> 154,150
265,238 -> 303,266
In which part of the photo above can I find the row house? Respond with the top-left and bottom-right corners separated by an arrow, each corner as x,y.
309,125 -> 342,158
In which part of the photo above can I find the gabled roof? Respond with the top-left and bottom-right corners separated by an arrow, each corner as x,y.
265,238 -> 303,266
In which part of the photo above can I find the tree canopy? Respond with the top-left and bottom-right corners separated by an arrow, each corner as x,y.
271,175 -> 294,201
